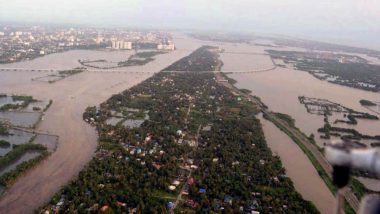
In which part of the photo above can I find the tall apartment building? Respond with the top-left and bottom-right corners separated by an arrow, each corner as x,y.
111,40 -> 133,50
157,42 -> 175,51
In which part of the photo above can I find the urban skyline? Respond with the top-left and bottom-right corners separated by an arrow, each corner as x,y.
1,0 -> 380,49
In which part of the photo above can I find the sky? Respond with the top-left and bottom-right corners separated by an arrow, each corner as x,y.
1,0 -> 380,49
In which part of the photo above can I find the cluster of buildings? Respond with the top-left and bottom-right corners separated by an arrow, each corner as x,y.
111,40 -> 133,50
157,41 -> 175,51
0,25 -> 176,63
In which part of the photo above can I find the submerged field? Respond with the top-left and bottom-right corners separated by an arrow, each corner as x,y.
0,94 -> 57,192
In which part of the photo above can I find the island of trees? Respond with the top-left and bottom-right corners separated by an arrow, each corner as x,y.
78,51 -> 167,69
359,99 -> 377,106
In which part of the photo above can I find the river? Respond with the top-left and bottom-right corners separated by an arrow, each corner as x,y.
0,34 -> 202,213
1,35 -> 378,214
217,41 -> 380,213
258,114 -> 335,214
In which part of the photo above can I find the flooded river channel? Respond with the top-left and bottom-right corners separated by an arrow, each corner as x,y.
218,41 -> 380,213
0,34 -> 201,213
0,35 -> 378,213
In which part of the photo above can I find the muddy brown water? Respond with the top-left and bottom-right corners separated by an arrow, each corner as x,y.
0,34 -> 201,213
1,36 -> 378,213
217,42 -> 380,212
258,114 -> 335,214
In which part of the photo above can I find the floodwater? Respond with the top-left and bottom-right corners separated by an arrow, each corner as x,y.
219,42 -> 380,144
0,96 -> 23,108
0,151 -> 42,177
24,100 -> 50,112
0,129 -> 34,156
259,114 -> 335,214
0,34 -> 202,213
0,112 -> 41,128
218,42 -> 380,211
228,63 -> 380,145
33,134 -> 58,152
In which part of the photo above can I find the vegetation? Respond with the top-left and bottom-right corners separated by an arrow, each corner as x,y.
0,123 -> 9,135
298,96 -> 379,145
274,112 -> 295,127
43,46 -> 318,213
267,50 -> 380,92
0,143 -> 46,170
265,111 -> 377,213
44,100 -> 53,112
350,178 -> 370,200
58,69 -> 83,76
0,95 -> 36,111
79,51 -> 166,69
0,139 -> 11,148
359,99 -> 377,106
0,150 -> 48,187
163,46 -> 221,71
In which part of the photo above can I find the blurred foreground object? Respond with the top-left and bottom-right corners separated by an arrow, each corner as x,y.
325,141 -> 380,214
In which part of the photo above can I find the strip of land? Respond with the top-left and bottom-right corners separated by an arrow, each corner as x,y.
42,46 -> 318,213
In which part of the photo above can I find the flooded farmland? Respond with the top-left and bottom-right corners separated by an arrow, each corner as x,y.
0,96 -> 23,108
0,151 -> 42,177
0,129 -> 34,156
0,112 -> 41,128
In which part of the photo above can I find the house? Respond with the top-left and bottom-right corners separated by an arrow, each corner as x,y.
167,202 -> 175,209
188,177 -> 194,185
100,205 -> 109,212
224,195 -> 233,205
186,199 -> 200,209
152,162 -> 162,170
259,159 -> 265,165
116,201 -> 126,207
190,165 -> 198,169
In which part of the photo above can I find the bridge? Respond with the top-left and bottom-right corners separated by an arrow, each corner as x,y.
0,66 -> 277,75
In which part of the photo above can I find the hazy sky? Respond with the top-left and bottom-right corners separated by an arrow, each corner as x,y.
1,0 -> 380,48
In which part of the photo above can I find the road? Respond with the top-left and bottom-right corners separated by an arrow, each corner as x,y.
0,67 -> 277,75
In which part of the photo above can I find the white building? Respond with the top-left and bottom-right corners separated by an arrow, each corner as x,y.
112,40 -> 133,50
123,41 -> 132,50
157,42 -> 175,51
